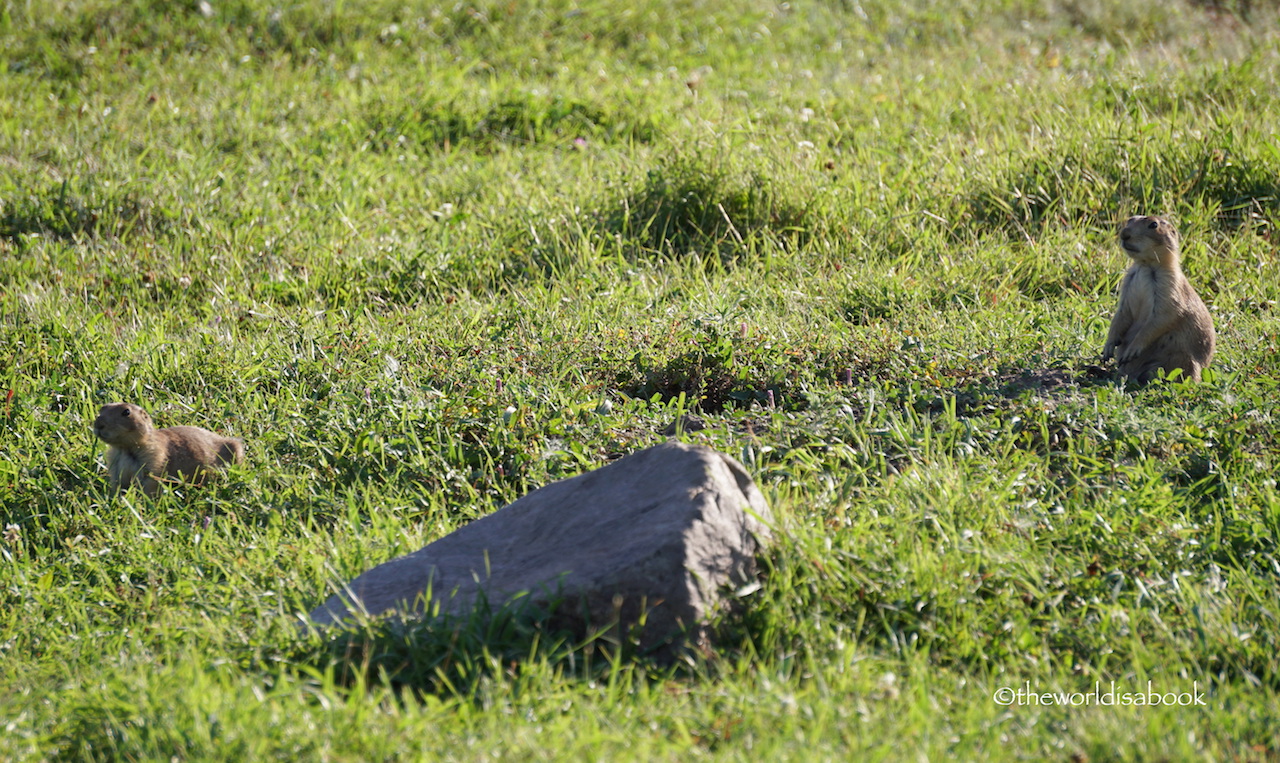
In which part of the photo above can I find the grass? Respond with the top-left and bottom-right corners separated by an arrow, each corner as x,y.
2,0 -> 1280,759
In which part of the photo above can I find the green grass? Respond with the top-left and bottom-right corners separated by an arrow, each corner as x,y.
3,0 -> 1280,759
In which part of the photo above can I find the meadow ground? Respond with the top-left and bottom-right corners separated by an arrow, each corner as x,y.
2,0 -> 1280,759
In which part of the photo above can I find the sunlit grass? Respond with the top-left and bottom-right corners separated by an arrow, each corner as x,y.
2,0 -> 1280,759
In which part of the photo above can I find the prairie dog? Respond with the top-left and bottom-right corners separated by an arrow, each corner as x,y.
93,402 -> 245,496
1101,216 -> 1215,383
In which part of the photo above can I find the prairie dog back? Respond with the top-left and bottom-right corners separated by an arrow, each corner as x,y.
93,402 -> 245,496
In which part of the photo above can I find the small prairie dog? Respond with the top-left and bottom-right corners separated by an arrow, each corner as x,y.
1102,215 -> 1215,383
93,402 -> 245,496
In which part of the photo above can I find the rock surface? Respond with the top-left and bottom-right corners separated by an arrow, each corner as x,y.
308,441 -> 772,652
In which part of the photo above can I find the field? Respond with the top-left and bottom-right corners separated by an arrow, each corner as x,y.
3,0 -> 1280,759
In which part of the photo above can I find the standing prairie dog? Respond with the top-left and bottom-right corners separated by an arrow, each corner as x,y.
93,402 -> 245,496
1102,215 -> 1215,383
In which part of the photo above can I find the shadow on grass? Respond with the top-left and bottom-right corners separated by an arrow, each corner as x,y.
601,154 -> 813,265
965,127 -> 1280,240
993,364 -> 1116,396
279,587 -> 753,699
618,340 -> 898,415
618,347 -> 781,414
1,179 -> 175,242
365,94 -> 663,154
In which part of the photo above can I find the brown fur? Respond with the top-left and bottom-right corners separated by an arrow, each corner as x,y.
93,402 -> 245,496
1101,216 -> 1215,383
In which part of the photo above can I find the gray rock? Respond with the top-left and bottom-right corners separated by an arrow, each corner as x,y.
308,441 -> 772,654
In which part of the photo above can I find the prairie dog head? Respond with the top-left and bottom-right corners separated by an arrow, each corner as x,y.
94,402 -> 155,448
1119,215 -> 1180,267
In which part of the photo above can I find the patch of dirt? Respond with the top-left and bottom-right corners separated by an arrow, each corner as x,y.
998,364 -> 1114,396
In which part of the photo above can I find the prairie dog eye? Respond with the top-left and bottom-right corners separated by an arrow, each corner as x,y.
121,409 -> 131,417
1148,221 -> 1159,229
